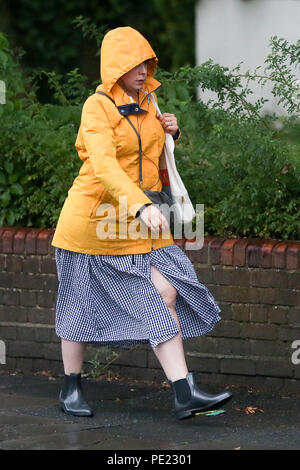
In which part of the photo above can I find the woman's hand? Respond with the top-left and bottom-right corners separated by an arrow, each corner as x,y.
139,205 -> 170,234
156,113 -> 179,136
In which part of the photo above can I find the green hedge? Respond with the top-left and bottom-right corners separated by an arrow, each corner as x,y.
0,32 -> 300,239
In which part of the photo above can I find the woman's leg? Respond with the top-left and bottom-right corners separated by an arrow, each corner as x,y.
59,339 -> 93,416
61,339 -> 87,375
150,265 -> 188,382
150,265 -> 233,420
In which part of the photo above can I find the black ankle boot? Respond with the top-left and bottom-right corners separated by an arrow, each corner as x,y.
59,373 -> 93,417
171,372 -> 232,420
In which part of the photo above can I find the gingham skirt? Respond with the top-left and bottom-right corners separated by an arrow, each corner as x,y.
54,244 -> 221,348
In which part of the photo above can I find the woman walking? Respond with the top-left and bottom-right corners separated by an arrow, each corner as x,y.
52,26 -> 232,420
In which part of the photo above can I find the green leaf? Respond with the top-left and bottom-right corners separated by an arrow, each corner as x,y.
6,210 -> 15,225
4,160 -> 14,174
0,189 -> 11,201
0,172 -> 6,185
20,175 -> 31,184
0,50 -> 8,68
10,183 -> 24,195
8,173 -> 19,184
176,83 -> 190,101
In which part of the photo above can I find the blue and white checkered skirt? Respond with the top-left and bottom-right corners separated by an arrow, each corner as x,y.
54,244 -> 221,348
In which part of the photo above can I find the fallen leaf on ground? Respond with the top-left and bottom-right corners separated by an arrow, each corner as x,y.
161,381 -> 170,389
34,370 -> 53,376
235,406 -> 264,414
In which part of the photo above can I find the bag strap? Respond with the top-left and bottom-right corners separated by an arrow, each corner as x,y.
147,92 -> 161,115
96,91 -> 143,189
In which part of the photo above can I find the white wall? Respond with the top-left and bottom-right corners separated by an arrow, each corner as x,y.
196,0 -> 300,114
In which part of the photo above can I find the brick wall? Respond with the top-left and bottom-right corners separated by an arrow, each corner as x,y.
0,227 -> 299,393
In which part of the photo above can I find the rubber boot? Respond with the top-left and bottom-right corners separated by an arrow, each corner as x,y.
170,372 -> 232,420
59,373 -> 93,417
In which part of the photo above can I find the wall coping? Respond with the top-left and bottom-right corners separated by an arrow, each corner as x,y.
0,227 -> 299,270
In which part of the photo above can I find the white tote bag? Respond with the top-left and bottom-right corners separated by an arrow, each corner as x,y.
149,93 -> 196,227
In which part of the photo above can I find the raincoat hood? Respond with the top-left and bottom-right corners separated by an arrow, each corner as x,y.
100,26 -> 160,93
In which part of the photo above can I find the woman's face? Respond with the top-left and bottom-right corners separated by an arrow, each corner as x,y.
117,60 -> 149,95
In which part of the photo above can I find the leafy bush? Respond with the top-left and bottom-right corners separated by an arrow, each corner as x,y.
0,33 -> 87,227
156,39 -> 300,240
0,31 -> 299,239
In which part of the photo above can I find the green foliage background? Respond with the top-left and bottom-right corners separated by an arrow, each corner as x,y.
0,0 -> 196,102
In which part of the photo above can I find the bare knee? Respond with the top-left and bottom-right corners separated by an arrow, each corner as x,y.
161,287 -> 177,310
151,265 -> 177,309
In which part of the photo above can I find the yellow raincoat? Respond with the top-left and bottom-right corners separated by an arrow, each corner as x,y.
51,26 -> 175,254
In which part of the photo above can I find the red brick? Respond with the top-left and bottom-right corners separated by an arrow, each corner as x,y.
25,229 -> 43,254
0,254 -> 6,271
184,237 -> 204,253
220,357 -> 256,376
37,291 -> 57,308
211,319 -> 240,338
6,256 -> 23,273
0,272 -> 13,287
39,258 -> 57,274
49,243 -> 56,257
247,239 -> 265,267
286,242 -> 300,270
220,238 -> 239,265
26,307 -> 56,324
0,227 -> 7,252
2,290 -> 20,306
36,229 -> 53,254
13,272 -> 45,290
260,240 -> 279,268
240,323 -> 278,340
14,228 -> 32,254
187,354 -> 220,374
185,236 -> 214,263
272,242 -> 287,269
1,228 -> 18,253
23,257 -> 39,273
233,238 -> 249,266
256,358 -> 294,378
209,238 -> 226,265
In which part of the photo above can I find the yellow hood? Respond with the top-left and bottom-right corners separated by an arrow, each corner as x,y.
100,26 -> 160,93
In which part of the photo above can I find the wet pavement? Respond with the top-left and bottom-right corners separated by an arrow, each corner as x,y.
0,372 -> 300,451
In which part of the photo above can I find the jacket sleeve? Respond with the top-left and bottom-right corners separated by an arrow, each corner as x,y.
81,95 -> 152,218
